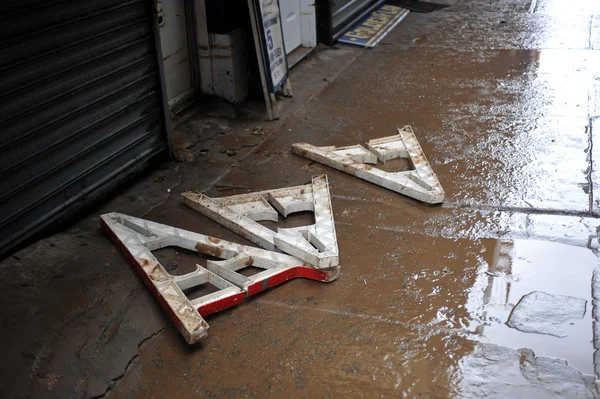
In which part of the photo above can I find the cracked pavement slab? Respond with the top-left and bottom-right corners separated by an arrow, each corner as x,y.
506,291 -> 587,338
459,343 -> 597,399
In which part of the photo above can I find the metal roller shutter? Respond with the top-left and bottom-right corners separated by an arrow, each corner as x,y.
0,0 -> 169,256
318,0 -> 385,45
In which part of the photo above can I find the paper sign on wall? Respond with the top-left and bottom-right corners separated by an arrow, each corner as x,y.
247,0 -> 292,120
254,0 -> 288,91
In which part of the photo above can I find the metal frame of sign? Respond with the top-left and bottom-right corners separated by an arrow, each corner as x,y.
247,0 -> 293,120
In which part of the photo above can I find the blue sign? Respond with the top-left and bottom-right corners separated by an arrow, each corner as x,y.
338,5 -> 409,48
253,0 -> 288,91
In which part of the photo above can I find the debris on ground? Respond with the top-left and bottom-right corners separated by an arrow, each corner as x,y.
219,149 -> 237,156
251,126 -> 264,135
100,212 -> 340,344
172,118 -> 232,162
181,175 -> 339,269
292,126 -> 445,203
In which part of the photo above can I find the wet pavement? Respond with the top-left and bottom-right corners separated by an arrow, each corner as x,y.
2,0 -> 600,398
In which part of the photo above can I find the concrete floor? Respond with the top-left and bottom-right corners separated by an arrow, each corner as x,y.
2,0 -> 600,397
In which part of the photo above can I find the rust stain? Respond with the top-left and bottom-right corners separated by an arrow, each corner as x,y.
138,258 -> 150,266
149,265 -> 167,282
244,256 -> 254,266
195,241 -> 222,257
208,237 -> 221,244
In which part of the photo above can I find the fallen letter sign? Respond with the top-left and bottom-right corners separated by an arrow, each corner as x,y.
253,0 -> 288,91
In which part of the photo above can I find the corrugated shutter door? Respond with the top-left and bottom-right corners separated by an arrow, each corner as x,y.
0,0 -> 169,256
318,0 -> 385,45
331,0 -> 377,32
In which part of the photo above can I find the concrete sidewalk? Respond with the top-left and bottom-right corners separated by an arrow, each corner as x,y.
2,0 -> 600,397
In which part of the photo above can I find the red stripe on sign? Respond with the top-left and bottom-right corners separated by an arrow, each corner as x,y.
198,292 -> 246,316
246,266 -> 330,296
100,218 -> 196,340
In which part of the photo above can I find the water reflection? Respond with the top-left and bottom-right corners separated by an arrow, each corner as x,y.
474,239 -> 595,374
535,0 -> 600,15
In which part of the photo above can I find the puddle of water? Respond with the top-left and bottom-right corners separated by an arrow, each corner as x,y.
472,239 -> 596,374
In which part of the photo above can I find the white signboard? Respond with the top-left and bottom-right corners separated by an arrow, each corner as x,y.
254,0 -> 288,91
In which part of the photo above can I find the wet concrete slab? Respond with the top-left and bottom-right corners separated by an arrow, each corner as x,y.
102,227 -> 481,397
358,48 -> 596,119
373,207 -> 600,249
383,11 -> 592,50
0,229 -> 169,399
478,240 -> 595,373
110,304 -> 476,398
533,0 -> 600,15
218,116 -> 591,216
459,343 -> 597,399
105,230 -> 599,397
436,0 -> 532,13
229,43 -> 596,214
3,0 -> 600,398
287,52 -> 598,213
436,0 -> 600,14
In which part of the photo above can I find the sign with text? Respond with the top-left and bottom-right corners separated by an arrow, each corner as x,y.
253,0 -> 288,91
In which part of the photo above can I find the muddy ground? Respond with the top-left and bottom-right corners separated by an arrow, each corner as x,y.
2,0 -> 600,397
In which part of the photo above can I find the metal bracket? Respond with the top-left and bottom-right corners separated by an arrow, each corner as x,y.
101,212 -> 339,344
181,175 -> 339,269
292,126 -> 445,204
